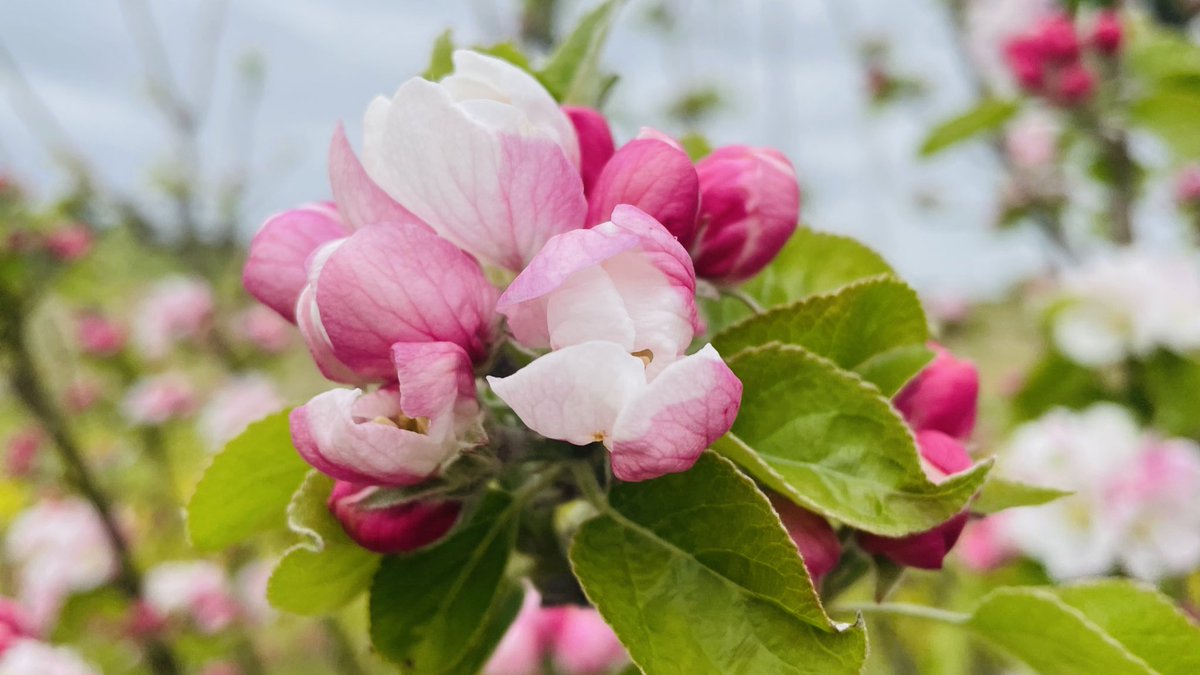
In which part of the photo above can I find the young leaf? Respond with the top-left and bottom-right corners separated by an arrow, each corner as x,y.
423,29 -> 455,81
539,0 -> 623,104
713,277 -> 931,395
187,410 -> 309,551
267,472 -> 380,615
971,477 -> 1071,515
370,490 -> 522,674
715,344 -> 990,536
570,453 -> 867,674
919,99 -> 1019,157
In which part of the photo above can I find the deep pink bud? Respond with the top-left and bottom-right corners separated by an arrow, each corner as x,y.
5,428 -> 42,478
893,344 -> 979,440
75,313 -> 126,357
587,134 -> 701,248
1004,36 -> 1046,91
768,493 -> 841,583
692,145 -> 800,283
859,431 -> 974,569
1174,165 -> 1200,205
327,481 -> 461,554
0,598 -> 36,655
1053,63 -> 1095,105
564,106 -> 616,197
44,225 -> 92,262
1037,15 -> 1081,63
1091,11 -> 1122,55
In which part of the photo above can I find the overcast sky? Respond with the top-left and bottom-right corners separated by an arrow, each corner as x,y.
1,0 -> 1059,298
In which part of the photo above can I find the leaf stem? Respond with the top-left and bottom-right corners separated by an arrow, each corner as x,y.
723,287 -> 765,315
833,602 -> 968,624
569,461 -> 608,509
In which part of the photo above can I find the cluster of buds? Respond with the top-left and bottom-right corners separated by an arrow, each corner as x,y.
242,50 -> 801,556
1003,11 -> 1122,106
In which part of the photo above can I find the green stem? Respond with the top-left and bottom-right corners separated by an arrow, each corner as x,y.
723,287 -> 765,315
569,461 -> 608,509
322,617 -> 367,675
833,602 -> 968,624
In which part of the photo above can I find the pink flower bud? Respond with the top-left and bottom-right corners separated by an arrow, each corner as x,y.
1036,14 -> 1080,63
327,481 -> 461,554
564,106 -> 615,197
768,493 -> 841,583
691,145 -> 800,283
587,134 -> 701,248
1174,165 -> 1200,205
44,226 -> 92,262
1091,11 -> 1122,56
893,344 -> 978,440
5,428 -> 42,478
1053,63 -> 1095,106
1004,36 -> 1046,91
859,431 -> 974,569
0,598 -> 36,655
75,313 -> 125,357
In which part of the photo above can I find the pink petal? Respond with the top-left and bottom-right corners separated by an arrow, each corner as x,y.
391,341 -> 478,440
362,77 -> 586,271
915,430 -> 974,480
328,123 -> 421,230
609,344 -> 742,482
289,388 -> 453,486
587,136 -> 700,248
563,106 -> 615,196
487,342 -> 645,446
768,494 -> 842,583
243,204 -> 348,322
484,589 -> 547,675
547,607 -> 629,675
315,223 -> 498,380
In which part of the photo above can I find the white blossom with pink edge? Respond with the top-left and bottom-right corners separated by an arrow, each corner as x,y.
4,499 -> 117,632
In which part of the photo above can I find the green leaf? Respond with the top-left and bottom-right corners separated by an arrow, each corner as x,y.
187,410 -> 308,551
919,99 -> 1019,157
1012,350 -> 1110,422
1132,87 -> 1200,160
1140,350 -> 1200,439
475,42 -> 532,72
539,0 -> 623,104
370,490 -> 521,673
423,29 -> 455,81
1128,23 -> 1200,83
267,472 -> 380,615
972,477 -> 1071,515
570,453 -> 867,674
715,344 -> 991,536
679,132 -> 712,161
713,277 -> 931,395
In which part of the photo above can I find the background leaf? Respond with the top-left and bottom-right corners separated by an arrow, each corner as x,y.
369,490 -> 521,674
971,477 -> 1071,515
423,29 -> 455,80
539,0 -> 623,104
919,99 -> 1019,157
186,410 -> 308,551
571,453 -> 867,674
267,472 -> 380,615
716,344 -> 990,536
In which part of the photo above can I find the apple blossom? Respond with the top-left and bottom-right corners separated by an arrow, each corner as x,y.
198,375 -> 284,450
362,50 -> 586,271
74,312 -> 125,357
858,430 -> 974,569
893,344 -> 979,441
327,481 -> 461,554
587,131 -> 700,248
564,106 -> 615,196
132,276 -> 214,360
956,517 -> 1018,572
1005,110 -> 1059,169
691,145 -> 801,283
489,342 -> 741,482
484,587 -> 628,675
43,226 -> 92,262
1106,440 -> 1200,581
768,493 -> 841,583
484,590 -> 544,675
231,305 -> 292,354
290,341 -> 484,486
145,562 -> 240,634
121,372 -> 197,426
233,561 -> 275,626
0,639 -> 98,675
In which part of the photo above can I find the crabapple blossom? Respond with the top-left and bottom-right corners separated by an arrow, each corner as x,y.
198,375 -> 284,449
290,342 -> 485,485
859,431 -> 974,569
132,276 -> 214,360
326,481 -> 461,554
1106,440 -> 1200,581
5,499 -> 116,631
362,50 -> 585,271
1005,110 -> 1059,169
0,639 -> 98,675
956,517 -> 1018,572
893,344 -> 979,441
768,493 -> 841,583
691,145 -> 800,283
563,106 -> 615,196
243,202 -> 347,323
484,587 -> 628,675
587,130 -> 700,247
145,562 -> 240,634
121,372 -> 197,426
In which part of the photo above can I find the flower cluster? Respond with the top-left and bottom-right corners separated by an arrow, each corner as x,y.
990,404 -> 1200,581
142,560 -> 269,635
1050,250 -> 1200,367
243,50 -> 802,553
1003,11 -> 1121,106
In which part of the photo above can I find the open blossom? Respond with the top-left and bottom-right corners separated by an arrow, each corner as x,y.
198,375 -> 283,450
1052,251 -> 1200,366
362,50 -> 585,271
121,372 -> 197,426
291,342 -> 485,485
1106,441 -> 1200,581
145,562 -> 240,634
133,277 -> 214,359
485,588 -> 628,675
0,639 -> 98,675
5,499 -> 116,631
327,481 -> 461,554
231,305 -> 292,353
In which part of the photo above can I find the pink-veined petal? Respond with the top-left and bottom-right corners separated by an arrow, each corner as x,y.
587,137 -> 700,248
328,123 -> 420,229
563,106 -> 615,196
243,204 -> 347,322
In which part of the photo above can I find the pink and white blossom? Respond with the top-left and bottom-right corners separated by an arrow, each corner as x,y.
362,50 -> 585,271
0,639 -> 98,675
145,562 -> 240,634
0,599 -> 36,655
484,587 -> 628,675
198,375 -> 284,450
132,277 -> 215,360
74,312 -> 125,357
243,203 -> 348,323
231,305 -> 292,354
121,372 -> 197,426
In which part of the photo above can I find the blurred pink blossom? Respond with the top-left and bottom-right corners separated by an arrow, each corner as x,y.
74,312 -> 126,357
0,638 -> 98,675
132,277 -> 214,360
232,305 -> 292,354
43,226 -> 92,262
145,561 -> 240,635
4,428 -> 42,478
485,587 -> 628,675
121,372 -> 198,426
198,375 -> 283,449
